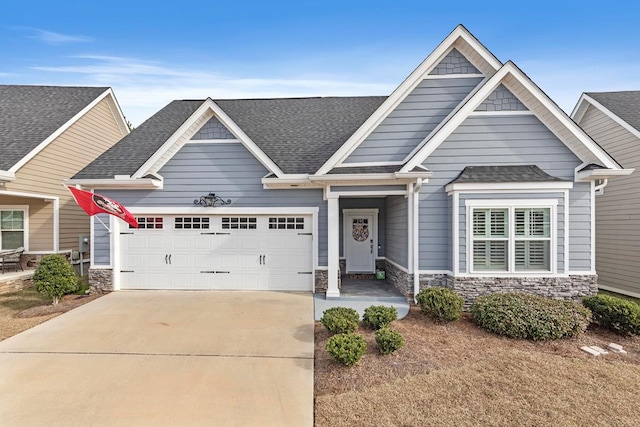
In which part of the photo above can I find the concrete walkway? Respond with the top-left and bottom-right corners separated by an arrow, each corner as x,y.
0,291 -> 314,426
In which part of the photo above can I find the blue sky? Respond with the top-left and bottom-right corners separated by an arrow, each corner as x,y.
2,1 -> 639,125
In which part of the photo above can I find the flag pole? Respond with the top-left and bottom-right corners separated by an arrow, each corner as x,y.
95,215 -> 111,233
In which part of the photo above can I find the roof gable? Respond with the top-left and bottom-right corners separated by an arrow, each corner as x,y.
315,24 -> 503,175
572,91 -> 640,142
0,85 -> 125,172
402,61 -> 624,172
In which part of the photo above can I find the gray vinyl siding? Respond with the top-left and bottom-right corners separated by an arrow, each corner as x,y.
578,105 -> 640,294
429,48 -> 481,75
334,185 -> 406,192
569,183 -> 591,271
420,114 -> 584,271
339,198 -> 386,258
385,195 -> 408,267
344,77 -> 483,164
93,214 -> 111,265
92,142 -> 328,265
458,193 -> 566,273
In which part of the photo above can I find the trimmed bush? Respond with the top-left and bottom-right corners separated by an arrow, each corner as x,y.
363,305 -> 398,329
471,293 -> 591,340
375,327 -> 404,355
33,254 -> 79,305
583,294 -> 640,336
325,333 -> 367,366
320,307 -> 359,334
416,287 -> 464,322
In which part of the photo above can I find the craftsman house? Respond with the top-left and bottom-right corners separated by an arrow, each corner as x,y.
0,85 -> 129,267
68,26 -> 631,302
572,91 -> 640,298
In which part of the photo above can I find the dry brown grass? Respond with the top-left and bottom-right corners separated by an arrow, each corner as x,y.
315,307 -> 640,426
0,286 -> 99,341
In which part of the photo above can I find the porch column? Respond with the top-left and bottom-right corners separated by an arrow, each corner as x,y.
326,194 -> 340,298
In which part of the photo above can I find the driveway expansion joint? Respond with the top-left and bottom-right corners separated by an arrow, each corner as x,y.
0,350 -> 313,359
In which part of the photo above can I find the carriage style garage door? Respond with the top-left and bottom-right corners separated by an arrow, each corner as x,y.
119,215 -> 314,291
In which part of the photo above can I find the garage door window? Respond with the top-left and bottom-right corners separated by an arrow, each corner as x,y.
268,217 -> 304,230
221,217 -> 257,230
175,217 -> 210,229
131,217 -> 163,229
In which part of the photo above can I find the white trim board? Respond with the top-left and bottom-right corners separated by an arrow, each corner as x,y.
9,89 -> 128,173
402,61 -> 622,173
446,182 -> 573,194
572,94 -> 640,142
315,25 -> 502,175
132,98 -> 284,179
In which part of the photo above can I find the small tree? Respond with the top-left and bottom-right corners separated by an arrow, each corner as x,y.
33,254 -> 79,305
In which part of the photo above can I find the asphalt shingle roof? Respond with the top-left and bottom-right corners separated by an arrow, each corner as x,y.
75,100 -> 203,179
449,165 -> 566,184
215,97 -> 386,174
587,91 -> 640,133
75,96 -> 387,178
0,85 -> 108,170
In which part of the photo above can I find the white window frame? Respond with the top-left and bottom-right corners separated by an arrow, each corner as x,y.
0,205 -> 29,251
466,199 -> 557,275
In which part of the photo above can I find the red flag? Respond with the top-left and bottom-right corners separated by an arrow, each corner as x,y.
67,187 -> 138,228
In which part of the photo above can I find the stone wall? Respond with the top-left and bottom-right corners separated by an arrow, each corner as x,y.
315,270 -> 328,293
378,259 -> 413,299
89,268 -> 113,293
418,273 -> 598,308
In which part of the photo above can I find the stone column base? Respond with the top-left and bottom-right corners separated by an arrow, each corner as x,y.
89,268 -> 113,293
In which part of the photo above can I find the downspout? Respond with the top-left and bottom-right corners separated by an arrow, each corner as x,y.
594,179 -> 608,194
413,178 -> 423,303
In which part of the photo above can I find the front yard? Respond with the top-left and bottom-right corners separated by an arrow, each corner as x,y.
0,285 -> 99,341
314,306 -> 640,427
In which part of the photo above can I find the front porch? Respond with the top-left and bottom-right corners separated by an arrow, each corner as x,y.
313,275 -> 410,321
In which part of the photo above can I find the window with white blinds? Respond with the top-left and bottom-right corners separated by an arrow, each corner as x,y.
472,209 -> 508,271
471,206 -> 552,273
514,208 -> 550,271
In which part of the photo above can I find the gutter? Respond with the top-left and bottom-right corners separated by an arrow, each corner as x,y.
63,177 -> 163,190
576,168 -> 634,181
0,170 -> 16,183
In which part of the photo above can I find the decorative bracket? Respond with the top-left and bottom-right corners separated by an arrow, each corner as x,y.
194,193 -> 232,207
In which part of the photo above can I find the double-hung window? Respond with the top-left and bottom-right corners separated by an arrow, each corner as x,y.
470,202 -> 554,274
0,209 -> 26,250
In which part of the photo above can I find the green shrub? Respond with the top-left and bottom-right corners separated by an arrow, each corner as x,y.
416,287 -> 464,322
470,293 -> 591,340
33,254 -> 79,305
363,305 -> 398,329
375,327 -> 404,355
320,307 -> 360,334
325,333 -> 367,366
583,294 -> 640,336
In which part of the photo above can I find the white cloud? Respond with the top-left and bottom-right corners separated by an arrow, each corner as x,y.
29,29 -> 92,44
32,55 -> 393,125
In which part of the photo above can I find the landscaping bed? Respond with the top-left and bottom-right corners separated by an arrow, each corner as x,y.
0,286 -> 100,341
315,306 -> 640,426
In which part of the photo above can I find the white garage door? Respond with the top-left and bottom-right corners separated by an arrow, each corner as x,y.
119,215 -> 313,291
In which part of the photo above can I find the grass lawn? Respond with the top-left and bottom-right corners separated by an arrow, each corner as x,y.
0,284 -> 99,341
314,307 -> 640,427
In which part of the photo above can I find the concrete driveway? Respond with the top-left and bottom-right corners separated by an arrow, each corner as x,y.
0,291 -> 314,426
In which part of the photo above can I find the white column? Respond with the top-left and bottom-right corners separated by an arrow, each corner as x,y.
326,194 -> 340,298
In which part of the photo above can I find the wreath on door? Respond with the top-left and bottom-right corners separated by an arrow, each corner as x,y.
352,219 -> 369,242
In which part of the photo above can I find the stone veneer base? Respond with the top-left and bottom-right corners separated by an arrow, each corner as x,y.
89,268 -> 113,293
419,273 -> 598,308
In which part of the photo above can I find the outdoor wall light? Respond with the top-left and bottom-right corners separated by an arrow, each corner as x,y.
194,193 -> 232,207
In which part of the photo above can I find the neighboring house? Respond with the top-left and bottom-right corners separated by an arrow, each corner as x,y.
572,91 -> 640,298
68,26 -> 631,303
0,85 -> 129,267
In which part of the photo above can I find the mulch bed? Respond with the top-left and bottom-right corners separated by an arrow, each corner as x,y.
314,306 -> 640,396
15,294 -> 101,318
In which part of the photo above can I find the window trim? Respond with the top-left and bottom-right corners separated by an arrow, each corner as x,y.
465,199 -> 557,275
0,205 -> 29,251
